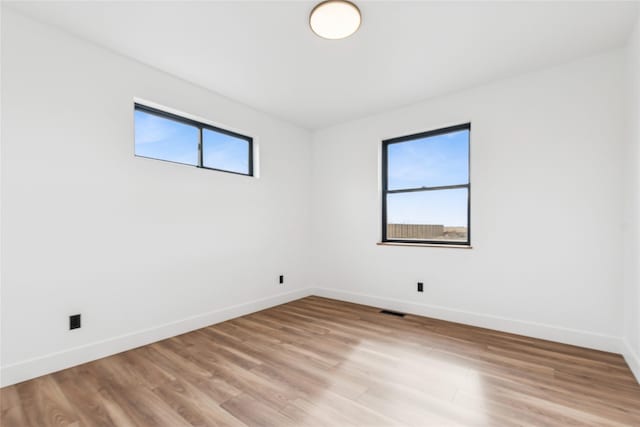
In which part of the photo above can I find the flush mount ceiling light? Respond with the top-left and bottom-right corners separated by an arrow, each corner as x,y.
309,0 -> 361,40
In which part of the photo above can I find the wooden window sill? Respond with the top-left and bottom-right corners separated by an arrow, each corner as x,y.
377,242 -> 473,249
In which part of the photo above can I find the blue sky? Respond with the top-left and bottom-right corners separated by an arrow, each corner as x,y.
387,189 -> 468,226
135,110 -> 249,174
387,130 -> 469,227
202,129 -> 249,174
134,110 -> 199,165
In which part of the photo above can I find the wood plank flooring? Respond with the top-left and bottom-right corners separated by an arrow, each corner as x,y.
1,296 -> 639,426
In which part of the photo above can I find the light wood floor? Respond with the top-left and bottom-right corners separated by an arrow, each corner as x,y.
2,296 -> 640,426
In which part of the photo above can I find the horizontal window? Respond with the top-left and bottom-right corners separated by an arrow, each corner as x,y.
382,124 -> 470,245
134,104 -> 253,176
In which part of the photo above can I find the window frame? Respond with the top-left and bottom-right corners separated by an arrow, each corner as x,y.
381,123 -> 471,246
134,103 -> 254,177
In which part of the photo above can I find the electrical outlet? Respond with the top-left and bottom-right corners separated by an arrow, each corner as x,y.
279,275 -> 284,284
417,282 -> 424,292
69,314 -> 81,330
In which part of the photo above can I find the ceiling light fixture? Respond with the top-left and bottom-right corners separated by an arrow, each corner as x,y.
309,0 -> 361,40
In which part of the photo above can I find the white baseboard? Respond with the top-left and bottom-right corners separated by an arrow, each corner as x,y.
3,287 -> 635,388
622,339 -> 640,384
312,287 -> 623,354
0,288 -> 314,387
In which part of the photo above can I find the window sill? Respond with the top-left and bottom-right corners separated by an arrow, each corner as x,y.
377,242 -> 473,249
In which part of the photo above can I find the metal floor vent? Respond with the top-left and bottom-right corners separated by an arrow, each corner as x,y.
380,309 -> 406,317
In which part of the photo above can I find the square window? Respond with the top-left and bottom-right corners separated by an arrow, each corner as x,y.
202,128 -> 251,175
382,124 -> 470,245
134,108 -> 199,166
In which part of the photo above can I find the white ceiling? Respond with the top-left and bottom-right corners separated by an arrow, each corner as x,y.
6,1 -> 639,129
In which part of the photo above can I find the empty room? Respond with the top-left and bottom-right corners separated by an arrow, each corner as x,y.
2,0 -> 640,425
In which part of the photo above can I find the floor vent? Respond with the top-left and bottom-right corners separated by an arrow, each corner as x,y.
380,309 -> 406,317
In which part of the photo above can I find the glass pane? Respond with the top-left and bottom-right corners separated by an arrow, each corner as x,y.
386,188 -> 468,242
203,129 -> 250,174
134,109 -> 199,165
387,129 -> 469,190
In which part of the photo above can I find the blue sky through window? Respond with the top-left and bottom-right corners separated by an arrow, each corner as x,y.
387,129 -> 469,228
387,188 -> 468,226
134,110 -> 199,165
388,130 -> 469,190
203,129 -> 249,174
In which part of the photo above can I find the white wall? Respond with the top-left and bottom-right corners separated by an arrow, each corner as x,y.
311,50 -> 627,352
0,9 -> 312,386
623,15 -> 640,381
2,5 -> 638,388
